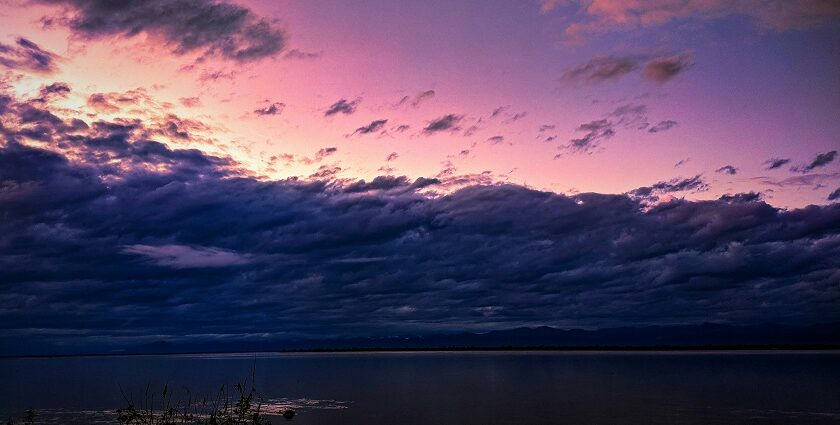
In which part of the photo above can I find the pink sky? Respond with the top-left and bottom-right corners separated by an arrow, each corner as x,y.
1,0 -> 838,208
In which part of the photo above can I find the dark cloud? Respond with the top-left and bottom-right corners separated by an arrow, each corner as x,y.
386,152 -> 399,162
37,0 -> 286,62
829,188 -> 840,201
254,102 -> 285,116
560,55 -> 639,83
423,114 -> 464,134
719,192 -> 763,203
764,158 -> 791,170
39,82 -> 71,98
0,37 -> 59,73
352,119 -> 388,136
643,54 -> 693,83
674,158 -> 690,168
796,150 -> 838,173
567,119 -> 615,152
716,165 -> 738,175
630,174 -> 709,201
649,120 -> 678,133
1,86 -> 839,355
324,98 -> 360,116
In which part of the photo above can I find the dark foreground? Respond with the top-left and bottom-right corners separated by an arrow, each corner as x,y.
1,351 -> 839,425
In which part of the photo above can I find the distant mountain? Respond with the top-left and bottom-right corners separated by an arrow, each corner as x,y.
24,322 -> 837,357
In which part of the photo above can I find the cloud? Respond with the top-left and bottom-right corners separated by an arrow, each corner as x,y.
567,119 -> 615,152
37,0 -> 286,62
324,98 -> 360,116
649,120 -> 678,133
352,119 -> 388,136
1,84 -> 839,355
396,90 -> 436,108
764,158 -> 791,170
542,0 -> 840,42
561,53 -> 692,84
486,135 -> 505,145
298,147 -> 338,165
643,54 -> 694,83
716,165 -> 738,175
674,158 -> 690,168
754,172 -> 840,189
284,49 -> 322,60
719,192 -> 763,203
85,88 -> 152,113
630,174 -> 709,201
423,114 -> 464,134
828,188 -> 840,201
254,102 -> 285,116
0,37 -> 59,73
795,150 -> 838,173
560,55 -> 639,83
124,244 -> 251,268
39,82 -> 71,98
386,152 -> 399,161
179,97 -> 202,108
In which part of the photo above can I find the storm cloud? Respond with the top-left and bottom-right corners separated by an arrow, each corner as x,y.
1,87 -> 839,355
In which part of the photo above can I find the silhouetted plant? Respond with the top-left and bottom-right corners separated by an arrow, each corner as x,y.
115,373 -> 282,424
4,374 -> 292,424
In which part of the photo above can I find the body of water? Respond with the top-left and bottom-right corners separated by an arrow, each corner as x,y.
1,351 -> 839,424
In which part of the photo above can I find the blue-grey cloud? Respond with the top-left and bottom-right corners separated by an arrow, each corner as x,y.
423,114 -> 463,134
795,150 -> 838,173
764,158 -> 791,170
254,101 -> 285,116
716,165 -> 738,175
352,119 -> 388,136
324,98 -> 360,116
0,86 -> 838,355
37,0 -> 286,62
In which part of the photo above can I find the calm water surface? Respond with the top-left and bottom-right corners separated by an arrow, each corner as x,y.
1,351 -> 839,424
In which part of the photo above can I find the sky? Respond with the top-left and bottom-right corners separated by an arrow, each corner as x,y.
0,0 -> 839,354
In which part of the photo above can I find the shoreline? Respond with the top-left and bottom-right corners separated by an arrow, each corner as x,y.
4,344 -> 840,360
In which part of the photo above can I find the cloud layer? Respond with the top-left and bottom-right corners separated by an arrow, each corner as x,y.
1,83 -> 839,354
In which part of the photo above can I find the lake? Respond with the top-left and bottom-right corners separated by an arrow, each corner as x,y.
1,351 -> 839,424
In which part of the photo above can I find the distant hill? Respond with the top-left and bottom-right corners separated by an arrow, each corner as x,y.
16,322 -> 840,357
